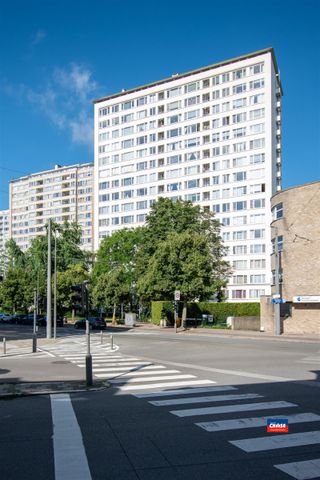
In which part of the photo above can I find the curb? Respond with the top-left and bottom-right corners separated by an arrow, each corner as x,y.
0,381 -> 110,399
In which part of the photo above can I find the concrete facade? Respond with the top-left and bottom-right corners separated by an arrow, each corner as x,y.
9,163 -> 94,252
94,48 -> 282,302
262,181 -> 320,334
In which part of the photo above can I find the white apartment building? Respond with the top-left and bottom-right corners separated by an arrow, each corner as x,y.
9,163 -> 94,252
0,209 -> 9,251
93,48 -> 282,301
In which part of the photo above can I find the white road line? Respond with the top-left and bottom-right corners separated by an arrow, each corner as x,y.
116,380 -> 216,391
230,430 -> 320,453
149,393 -> 262,407
110,374 -> 195,384
91,365 -> 165,373
275,458 -> 320,479
133,385 -> 234,398
94,369 -> 180,377
77,361 -> 153,368
171,400 -> 297,418
197,413 -> 320,432
50,394 -> 91,480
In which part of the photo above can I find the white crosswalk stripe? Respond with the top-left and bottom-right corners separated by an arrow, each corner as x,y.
116,380 -> 216,392
110,374 -> 196,384
149,393 -> 263,407
171,400 -> 297,417
95,369 -> 181,379
92,365 -> 166,373
197,413 -> 320,432
230,430 -> 320,452
133,385 -> 235,398
275,458 -> 320,479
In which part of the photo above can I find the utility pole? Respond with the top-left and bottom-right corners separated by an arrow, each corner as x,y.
53,230 -> 57,340
46,219 -> 52,339
32,288 -> 37,352
274,228 -> 281,336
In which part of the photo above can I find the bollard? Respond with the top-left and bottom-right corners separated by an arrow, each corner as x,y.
32,333 -> 37,353
85,319 -> 93,387
110,334 -> 114,350
3,337 -> 6,355
100,330 -> 103,344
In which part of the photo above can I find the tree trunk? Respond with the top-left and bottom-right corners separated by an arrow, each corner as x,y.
112,303 -> 117,325
182,299 -> 187,330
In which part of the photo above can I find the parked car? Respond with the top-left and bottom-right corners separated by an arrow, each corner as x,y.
74,317 -> 106,330
10,313 -> 28,324
0,314 -> 14,323
21,314 -> 46,326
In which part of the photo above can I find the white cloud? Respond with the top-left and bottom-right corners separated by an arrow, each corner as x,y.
3,63 -> 101,147
30,29 -> 47,47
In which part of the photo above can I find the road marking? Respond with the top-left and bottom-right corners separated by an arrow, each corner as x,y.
149,393 -> 262,407
197,413 -> 320,432
133,385 -> 235,398
50,393 -> 91,480
230,430 -> 320,452
91,365 -> 165,373
64,357 -> 139,362
275,458 -> 320,479
110,374 -> 195,384
117,379 -> 216,391
171,400 -> 297,417
94,369 -> 180,377
77,361 -> 153,368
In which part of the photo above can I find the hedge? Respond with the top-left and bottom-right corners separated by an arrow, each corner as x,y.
151,301 -> 260,325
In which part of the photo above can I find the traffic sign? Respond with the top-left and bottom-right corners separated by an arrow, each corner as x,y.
174,290 -> 181,301
272,298 -> 286,304
293,295 -> 320,303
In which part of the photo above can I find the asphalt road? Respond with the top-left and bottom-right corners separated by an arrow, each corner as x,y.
0,327 -> 320,480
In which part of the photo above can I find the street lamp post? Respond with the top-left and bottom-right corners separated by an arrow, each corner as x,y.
53,230 -> 57,339
32,288 -> 37,352
46,219 -> 52,339
273,227 -> 281,336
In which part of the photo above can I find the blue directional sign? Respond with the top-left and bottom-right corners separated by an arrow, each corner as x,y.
272,298 -> 286,304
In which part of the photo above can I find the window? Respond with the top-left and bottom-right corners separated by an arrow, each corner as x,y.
250,138 -> 265,150
233,245 -> 247,255
272,202 -> 284,219
232,290 -> 246,299
233,171 -> 246,182
185,179 -> 199,189
233,156 -> 248,167
122,202 -> 134,212
167,128 -> 181,138
250,123 -> 265,134
185,165 -> 200,175
249,63 -> 264,75
122,139 -> 134,149
137,96 -> 147,106
233,83 -> 246,94
212,104 -> 220,114
121,215 -> 134,224
233,201 -> 247,211
272,235 -> 284,252
249,289 -> 265,298
111,217 -> 119,225
222,217 -> 230,226
233,230 -> 247,240
185,82 -> 199,93
122,101 -> 134,110
222,87 -> 230,97
212,190 -> 220,199
185,109 -> 200,120
249,78 -> 265,90
167,154 -> 182,165
233,68 -> 246,80
137,161 -> 147,171
233,275 -> 247,284
136,214 -> 146,223
212,204 -> 220,213
167,87 -> 181,98
167,141 -> 182,151
137,110 -> 147,119
121,177 -> 134,187
136,188 -> 147,196
167,182 -> 181,191
250,244 -> 265,254
212,133 -> 220,143
233,98 -> 247,109
136,200 -> 147,209
222,174 -> 230,184
250,228 -> 265,239
185,137 -> 200,148
222,202 -> 230,212
250,153 -> 265,164
185,193 -> 200,202
233,127 -> 246,138
233,260 -> 247,269
233,216 -> 247,226
249,184 -> 265,194
250,199 -> 265,209
233,186 -> 247,196
136,174 -> 148,184
250,259 -> 266,269
233,112 -> 247,123
222,232 -> 230,241
184,123 -> 200,134
250,108 -> 265,120
168,114 -> 182,124
122,190 -> 134,199
167,101 -> 181,111
250,93 -> 264,105
233,142 -> 246,152
250,274 -> 266,284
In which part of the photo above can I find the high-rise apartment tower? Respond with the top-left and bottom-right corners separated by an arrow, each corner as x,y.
9,163 -> 94,252
94,48 -> 282,301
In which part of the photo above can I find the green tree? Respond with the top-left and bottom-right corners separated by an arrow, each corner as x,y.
55,264 -> 89,313
136,198 -> 230,323
92,228 -> 144,319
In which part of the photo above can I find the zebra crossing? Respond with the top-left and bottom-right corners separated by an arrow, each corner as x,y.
42,343 -> 320,479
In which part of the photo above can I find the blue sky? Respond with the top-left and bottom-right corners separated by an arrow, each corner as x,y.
0,0 -> 319,210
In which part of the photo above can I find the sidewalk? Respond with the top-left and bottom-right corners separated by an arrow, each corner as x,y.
115,322 -> 320,344
0,336 -> 109,398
